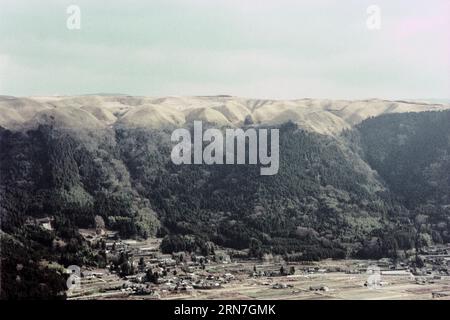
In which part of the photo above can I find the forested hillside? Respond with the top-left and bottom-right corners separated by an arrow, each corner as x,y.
117,122 -> 397,260
356,111 -> 450,245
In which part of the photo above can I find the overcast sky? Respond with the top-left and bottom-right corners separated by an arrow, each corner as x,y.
0,0 -> 448,99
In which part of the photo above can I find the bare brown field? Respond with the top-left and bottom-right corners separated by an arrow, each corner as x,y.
69,260 -> 450,300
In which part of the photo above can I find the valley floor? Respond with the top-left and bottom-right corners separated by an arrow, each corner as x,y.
67,234 -> 450,300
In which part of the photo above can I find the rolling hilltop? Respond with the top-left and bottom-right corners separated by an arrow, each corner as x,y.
1,95 -> 448,135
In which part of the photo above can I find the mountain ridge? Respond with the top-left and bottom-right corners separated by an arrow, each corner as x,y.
1,95 -> 449,135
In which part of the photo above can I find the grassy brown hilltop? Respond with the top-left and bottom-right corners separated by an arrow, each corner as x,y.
1,95 -> 448,134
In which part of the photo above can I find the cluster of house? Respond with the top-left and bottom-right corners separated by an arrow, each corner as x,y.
74,231 -> 450,299
25,216 -> 54,231
119,270 -> 237,297
272,283 -> 293,289
418,245 -> 450,277
96,239 -> 238,296
69,237 -> 239,298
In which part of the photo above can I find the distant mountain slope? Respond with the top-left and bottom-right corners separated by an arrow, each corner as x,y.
357,111 -> 450,208
114,122 -> 395,258
1,121 -> 396,262
356,111 -> 450,244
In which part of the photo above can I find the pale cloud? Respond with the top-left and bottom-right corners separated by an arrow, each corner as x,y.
0,54 -> 10,92
0,0 -> 448,99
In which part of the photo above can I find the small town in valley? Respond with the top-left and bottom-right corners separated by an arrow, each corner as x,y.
64,228 -> 450,300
